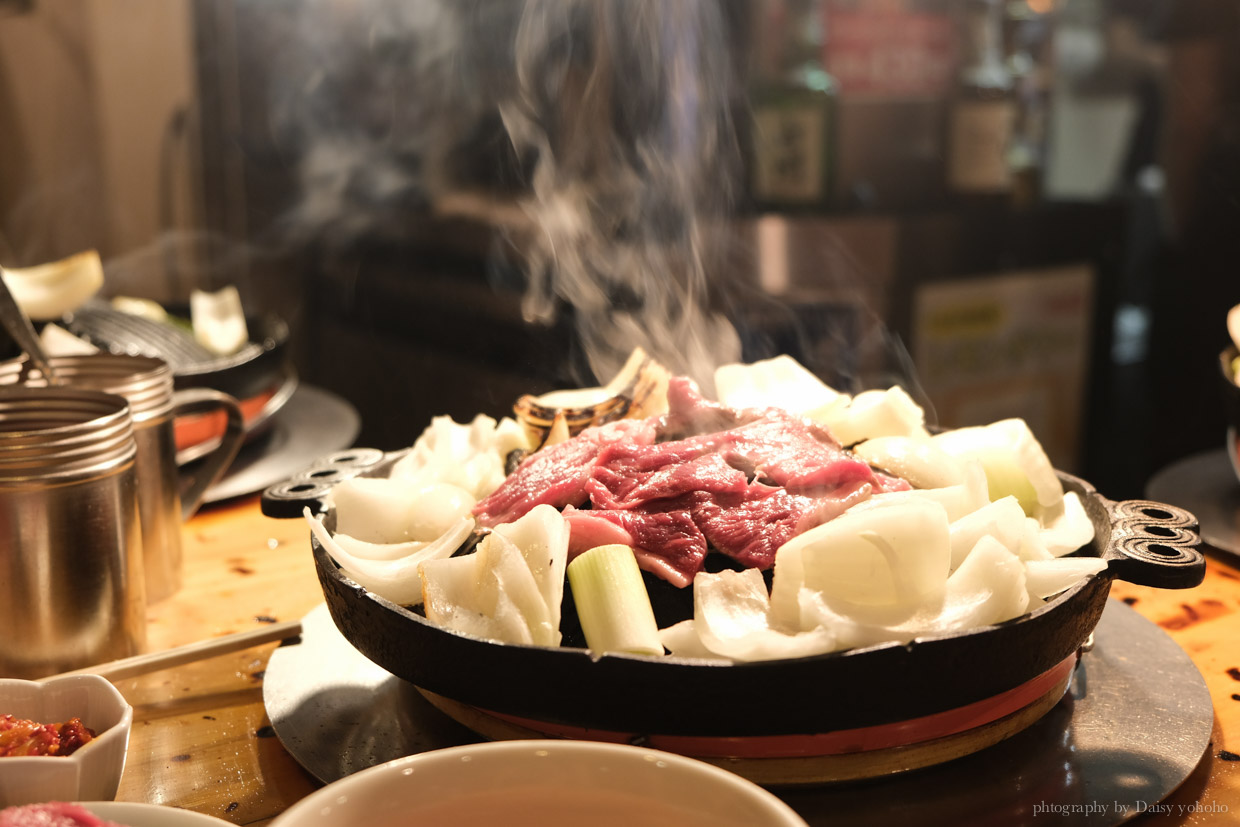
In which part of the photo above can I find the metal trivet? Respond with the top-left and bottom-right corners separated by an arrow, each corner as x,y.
264,599 -> 1212,826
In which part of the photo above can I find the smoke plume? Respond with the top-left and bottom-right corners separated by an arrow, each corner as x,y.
500,0 -> 744,392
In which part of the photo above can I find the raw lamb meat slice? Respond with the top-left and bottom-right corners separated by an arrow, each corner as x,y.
655,378 -> 886,494
473,418 -> 655,528
687,479 -> 877,570
585,452 -> 749,510
720,412 -> 880,492
477,374 -> 913,586
659,375 -> 756,438
563,507 -> 708,588
0,803 -> 124,827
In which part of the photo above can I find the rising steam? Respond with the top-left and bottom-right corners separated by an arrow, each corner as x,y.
500,0 -> 743,393
268,0 -> 750,393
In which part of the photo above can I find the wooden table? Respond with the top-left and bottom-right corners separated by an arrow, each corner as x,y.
114,495 -> 1240,825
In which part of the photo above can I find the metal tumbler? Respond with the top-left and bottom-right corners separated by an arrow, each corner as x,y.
0,388 -> 146,678
0,354 -> 245,602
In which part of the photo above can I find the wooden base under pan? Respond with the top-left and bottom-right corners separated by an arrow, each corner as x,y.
417,654 -> 1076,786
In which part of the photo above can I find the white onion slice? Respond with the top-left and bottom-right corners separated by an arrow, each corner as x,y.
421,552 -> 535,645
488,503 -> 569,634
306,509 -> 471,606
484,533 -> 555,644
939,536 -> 1030,629
390,414 -> 531,500
948,496 -> 1026,571
692,568 -> 835,662
797,588 -> 926,650
846,460 -> 990,523
1024,557 -> 1108,599
419,504 -> 568,647
658,620 -> 732,662
773,499 -> 951,625
713,354 -> 845,414
1039,492 -> 1096,556
331,478 -> 475,544
854,436 -> 964,490
1017,517 -> 1055,563
932,418 -> 1062,516
815,386 -> 929,447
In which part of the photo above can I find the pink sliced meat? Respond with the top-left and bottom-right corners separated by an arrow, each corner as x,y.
585,452 -> 749,510
720,412 -> 880,492
475,374 -> 914,585
563,507 -> 708,588
0,803 -> 124,827
686,479 -> 878,569
659,375 -> 754,438
472,418 -> 656,528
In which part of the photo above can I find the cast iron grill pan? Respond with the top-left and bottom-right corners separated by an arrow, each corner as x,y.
265,451 -> 1203,738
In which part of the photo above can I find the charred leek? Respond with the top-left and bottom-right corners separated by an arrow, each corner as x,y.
567,544 -> 663,657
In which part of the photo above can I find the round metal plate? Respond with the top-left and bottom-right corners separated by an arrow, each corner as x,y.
1146,447 -> 1240,557
263,599 -> 1212,825
201,385 -> 360,504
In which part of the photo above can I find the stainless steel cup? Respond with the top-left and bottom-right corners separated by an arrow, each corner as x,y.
0,354 -> 245,602
0,388 -> 146,678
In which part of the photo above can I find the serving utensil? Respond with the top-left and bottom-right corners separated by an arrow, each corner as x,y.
0,265 -> 60,384
48,619 -> 303,682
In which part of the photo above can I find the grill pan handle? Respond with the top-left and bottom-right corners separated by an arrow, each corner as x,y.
1100,498 -> 1204,589
261,447 -> 396,519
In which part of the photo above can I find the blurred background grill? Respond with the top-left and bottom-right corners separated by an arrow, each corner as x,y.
0,0 -> 1235,501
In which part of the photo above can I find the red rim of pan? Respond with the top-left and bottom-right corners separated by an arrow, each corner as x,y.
474,653 -> 1077,759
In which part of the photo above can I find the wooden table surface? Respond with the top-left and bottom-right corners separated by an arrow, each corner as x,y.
112,495 -> 1240,826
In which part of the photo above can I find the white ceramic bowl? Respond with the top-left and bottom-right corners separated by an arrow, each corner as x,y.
81,801 -> 235,825
272,740 -> 807,827
0,675 -> 132,807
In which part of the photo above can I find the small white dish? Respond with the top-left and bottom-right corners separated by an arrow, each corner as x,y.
272,739 -> 807,827
80,801 -> 235,825
0,675 -> 132,807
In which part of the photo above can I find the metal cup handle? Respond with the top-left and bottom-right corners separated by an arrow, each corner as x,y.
172,388 -> 245,519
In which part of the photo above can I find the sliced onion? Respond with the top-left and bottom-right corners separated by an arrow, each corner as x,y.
845,460 -> 989,524
1024,557 -> 1108,599
948,495 -> 1026,571
390,414 -> 530,500
815,386 -> 928,447
658,620 -> 731,662
483,532 -> 556,645
305,509 -> 471,606
797,588 -> 930,650
331,477 -> 475,544
713,354 -> 845,414
939,536 -> 1029,629
421,552 -> 535,645
419,504 -> 568,647
490,503 -> 570,628
775,499 -> 951,624
932,419 -> 1063,517
854,436 -> 964,490
1039,492 -> 1096,556
692,569 -> 835,662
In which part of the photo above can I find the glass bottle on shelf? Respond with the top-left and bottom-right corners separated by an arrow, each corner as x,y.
747,0 -> 838,211
1004,0 -> 1055,208
946,0 -> 1017,197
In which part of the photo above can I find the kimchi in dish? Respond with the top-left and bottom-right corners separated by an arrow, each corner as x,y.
0,714 -> 95,758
